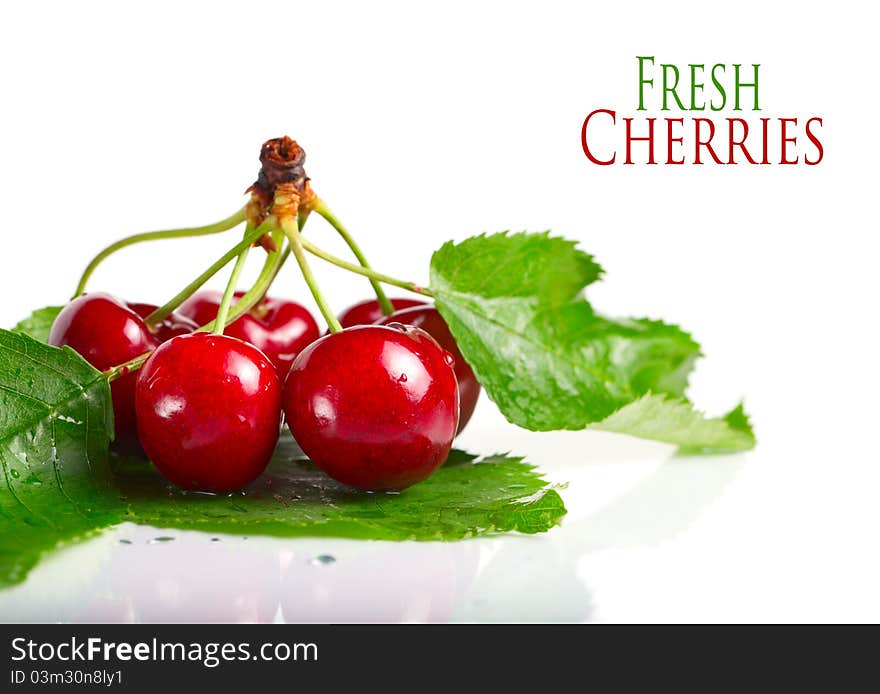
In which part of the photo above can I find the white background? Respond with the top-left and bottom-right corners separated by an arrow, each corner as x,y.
0,1 -> 877,622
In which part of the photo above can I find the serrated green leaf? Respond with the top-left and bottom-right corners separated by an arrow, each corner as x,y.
430,231 -> 753,452
12,306 -> 63,343
591,394 -> 756,454
431,234 -> 700,428
117,437 -> 565,541
431,232 -> 603,307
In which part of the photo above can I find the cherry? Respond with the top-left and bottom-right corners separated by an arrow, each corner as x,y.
284,324 -> 459,491
179,290 -> 319,376
336,297 -> 426,328
49,293 -> 165,442
135,332 -> 282,492
377,305 -> 480,433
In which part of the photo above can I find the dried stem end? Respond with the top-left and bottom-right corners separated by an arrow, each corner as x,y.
246,136 -> 316,248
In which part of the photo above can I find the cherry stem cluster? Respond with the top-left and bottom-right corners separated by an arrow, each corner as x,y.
100,196 -> 428,381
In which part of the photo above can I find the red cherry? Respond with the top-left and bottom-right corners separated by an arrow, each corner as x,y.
49,293 -> 161,441
179,290 -> 319,376
377,305 -> 480,434
284,325 -> 459,491
128,303 -> 198,342
135,332 -> 282,492
336,297 -> 426,328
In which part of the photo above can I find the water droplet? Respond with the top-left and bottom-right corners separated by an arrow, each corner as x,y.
118,539 -> 132,545
310,554 -> 336,565
443,351 -> 455,367
398,373 -> 408,383
148,536 -> 176,544
9,469 -> 19,479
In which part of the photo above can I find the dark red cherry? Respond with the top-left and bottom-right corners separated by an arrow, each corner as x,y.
178,290 -> 319,376
135,332 -> 282,492
377,305 -> 480,434
336,297 -> 426,328
129,303 -> 198,342
284,325 -> 459,491
49,293 -> 160,441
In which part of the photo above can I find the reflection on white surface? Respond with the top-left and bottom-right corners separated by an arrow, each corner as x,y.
0,533 -> 280,624
281,543 -> 471,623
0,414 -> 748,624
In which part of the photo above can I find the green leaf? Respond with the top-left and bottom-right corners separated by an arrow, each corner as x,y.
430,231 -> 603,307
0,329 -> 118,585
591,395 -> 756,454
117,436 -> 565,541
12,306 -> 63,343
430,232 -> 753,452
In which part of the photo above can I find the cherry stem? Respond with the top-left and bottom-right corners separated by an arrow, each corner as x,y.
144,221 -> 270,328
299,236 -> 434,298
280,216 -> 343,333
313,199 -> 395,315
213,230 -> 252,335
198,227 -> 286,334
73,207 -> 247,298
252,213 -> 301,305
105,353 -> 150,383
107,227 -> 287,382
